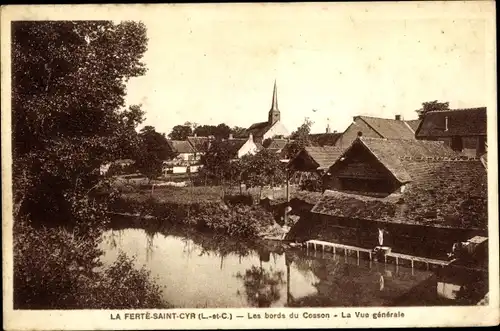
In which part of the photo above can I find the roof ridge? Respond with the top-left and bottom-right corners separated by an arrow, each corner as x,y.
426,107 -> 486,113
399,155 -> 481,161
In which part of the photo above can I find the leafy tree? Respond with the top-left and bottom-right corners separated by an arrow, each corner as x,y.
286,118 -> 313,159
194,125 -> 217,137
11,21 -> 169,309
168,125 -> 192,140
241,149 -> 286,198
136,126 -> 175,183
200,141 -> 234,195
12,20 -> 148,225
215,123 -> 232,140
231,126 -> 248,138
416,100 -> 450,119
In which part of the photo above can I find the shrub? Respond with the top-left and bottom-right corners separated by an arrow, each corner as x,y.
299,178 -> 323,192
14,219 -> 169,309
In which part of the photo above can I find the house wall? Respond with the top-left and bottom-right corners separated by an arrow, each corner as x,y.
335,119 -> 381,148
262,121 -> 290,141
418,135 -> 486,156
324,143 -> 400,194
237,138 -> 259,158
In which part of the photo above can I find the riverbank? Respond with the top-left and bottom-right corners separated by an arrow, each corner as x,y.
108,185 -> 320,240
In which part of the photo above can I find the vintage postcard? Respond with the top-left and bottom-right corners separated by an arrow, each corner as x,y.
2,2 -> 498,330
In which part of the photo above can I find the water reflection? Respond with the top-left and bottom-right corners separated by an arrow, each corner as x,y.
235,266 -> 286,307
99,227 -> 487,308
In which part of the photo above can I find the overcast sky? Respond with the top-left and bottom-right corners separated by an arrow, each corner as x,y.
119,2 -> 494,135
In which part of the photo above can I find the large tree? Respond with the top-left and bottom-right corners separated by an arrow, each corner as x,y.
168,125 -> 192,140
241,149 -> 286,198
136,126 -> 175,182
285,118 -> 313,159
416,100 -> 450,119
12,20 -> 148,225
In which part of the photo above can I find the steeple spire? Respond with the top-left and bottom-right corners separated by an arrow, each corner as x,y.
268,79 -> 280,125
271,79 -> 279,111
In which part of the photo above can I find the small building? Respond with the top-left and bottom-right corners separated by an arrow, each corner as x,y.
335,115 -> 420,148
220,134 -> 260,159
415,107 -> 487,157
246,80 -> 290,143
288,146 -> 345,173
187,135 -> 213,160
164,140 -> 198,174
308,137 -> 487,259
265,138 -> 289,154
287,146 -> 345,188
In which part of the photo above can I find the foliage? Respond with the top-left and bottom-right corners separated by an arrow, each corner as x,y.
286,117 -> 314,158
200,140 -> 234,185
12,20 -> 148,225
416,100 -> 450,119
168,125 -> 192,140
240,149 -> 286,193
136,126 -> 174,182
110,195 -> 275,238
300,178 -> 323,192
14,219 -> 168,309
231,126 -> 248,138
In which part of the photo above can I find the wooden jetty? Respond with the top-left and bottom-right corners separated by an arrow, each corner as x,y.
305,239 -> 453,270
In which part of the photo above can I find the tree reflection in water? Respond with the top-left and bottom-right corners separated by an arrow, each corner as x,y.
235,265 -> 286,307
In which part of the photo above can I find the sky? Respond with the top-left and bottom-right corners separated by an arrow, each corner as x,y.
121,2 -> 495,135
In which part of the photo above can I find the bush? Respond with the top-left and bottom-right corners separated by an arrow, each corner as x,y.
300,178 -> 323,192
14,220 -> 169,309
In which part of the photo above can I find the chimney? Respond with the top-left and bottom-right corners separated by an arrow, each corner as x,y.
229,133 -> 233,140
445,116 -> 449,131
194,133 -> 197,137
395,114 -> 402,121
326,124 -> 331,134
248,133 -> 253,142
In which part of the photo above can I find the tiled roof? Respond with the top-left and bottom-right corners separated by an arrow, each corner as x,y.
309,132 -> 342,146
187,136 -> 211,153
405,119 -> 421,132
220,138 -> 248,158
357,116 -> 417,140
289,146 -> 345,171
266,138 -> 288,153
167,140 -> 195,154
334,137 -> 460,183
313,157 -> 487,229
246,121 -> 272,138
415,107 -> 487,137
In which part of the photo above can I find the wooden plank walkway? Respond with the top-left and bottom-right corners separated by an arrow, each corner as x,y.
305,239 -> 452,270
305,239 -> 374,260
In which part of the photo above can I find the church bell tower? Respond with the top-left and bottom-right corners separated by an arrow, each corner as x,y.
268,80 -> 280,125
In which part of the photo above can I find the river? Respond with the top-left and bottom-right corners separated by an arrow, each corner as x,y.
99,227 -> 487,308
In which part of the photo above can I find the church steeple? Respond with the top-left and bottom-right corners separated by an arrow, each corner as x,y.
268,80 -> 280,125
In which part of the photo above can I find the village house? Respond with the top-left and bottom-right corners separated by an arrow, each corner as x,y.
187,134 -> 213,158
306,137 -> 487,260
246,80 -> 290,143
414,107 -> 487,157
335,115 -> 421,148
287,145 -> 345,188
164,140 -> 199,174
220,134 -> 261,160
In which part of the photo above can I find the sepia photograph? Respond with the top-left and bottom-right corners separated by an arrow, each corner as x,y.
2,2 -> 498,330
